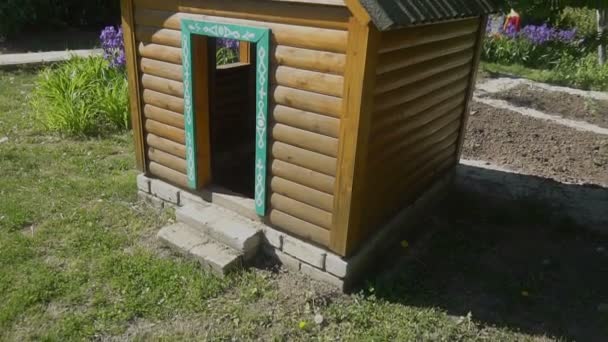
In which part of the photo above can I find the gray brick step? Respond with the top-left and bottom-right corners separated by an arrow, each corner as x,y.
157,223 -> 242,276
176,204 -> 261,261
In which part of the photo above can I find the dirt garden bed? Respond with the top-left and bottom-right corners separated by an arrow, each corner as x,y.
463,102 -> 608,186
483,84 -> 608,129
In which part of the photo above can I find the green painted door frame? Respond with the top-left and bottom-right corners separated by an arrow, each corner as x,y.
181,19 -> 270,216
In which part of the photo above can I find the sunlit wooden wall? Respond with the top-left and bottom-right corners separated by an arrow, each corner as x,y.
123,0 -> 351,250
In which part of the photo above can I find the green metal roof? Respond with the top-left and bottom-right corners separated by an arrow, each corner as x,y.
359,0 -> 503,30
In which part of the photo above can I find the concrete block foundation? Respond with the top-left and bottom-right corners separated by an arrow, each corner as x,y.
137,172 -> 453,291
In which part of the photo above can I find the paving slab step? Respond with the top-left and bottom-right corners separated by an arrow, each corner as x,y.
176,204 -> 261,260
157,223 -> 242,276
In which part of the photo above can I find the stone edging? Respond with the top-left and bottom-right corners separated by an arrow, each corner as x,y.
473,96 -> 608,136
476,77 -> 608,101
474,77 -> 608,135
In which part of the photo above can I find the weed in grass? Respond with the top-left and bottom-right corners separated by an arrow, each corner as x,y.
584,97 -> 601,117
323,295 -> 482,341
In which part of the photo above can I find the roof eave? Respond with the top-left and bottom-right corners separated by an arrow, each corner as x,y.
354,0 -> 502,31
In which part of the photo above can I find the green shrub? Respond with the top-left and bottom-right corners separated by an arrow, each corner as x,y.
30,56 -> 130,136
0,0 -> 120,38
0,0 -> 35,39
216,47 -> 239,65
483,35 -> 533,66
550,53 -> 608,90
482,35 -> 582,69
557,7 -> 597,36
556,7 -> 608,56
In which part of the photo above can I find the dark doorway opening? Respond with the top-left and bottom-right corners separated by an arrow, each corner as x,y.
208,38 -> 256,198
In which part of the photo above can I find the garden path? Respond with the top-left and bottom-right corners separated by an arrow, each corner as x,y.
477,77 -> 608,101
474,77 -> 608,135
0,49 -> 102,67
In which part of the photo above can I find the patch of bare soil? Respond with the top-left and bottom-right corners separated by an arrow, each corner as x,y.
464,102 -> 608,186
486,84 -> 608,128
108,267 -> 345,341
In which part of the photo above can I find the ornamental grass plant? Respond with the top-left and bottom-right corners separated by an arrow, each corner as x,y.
30,26 -> 130,136
30,56 -> 129,136
216,38 -> 240,65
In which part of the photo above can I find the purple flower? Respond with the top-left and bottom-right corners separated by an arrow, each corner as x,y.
504,22 -> 519,38
520,24 -> 577,45
217,38 -> 239,50
555,28 -> 577,42
100,26 -> 126,68
522,24 -> 550,44
486,18 -> 493,33
486,16 -> 578,46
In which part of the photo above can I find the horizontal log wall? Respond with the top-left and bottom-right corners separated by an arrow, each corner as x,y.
359,18 -> 481,236
132,0 -> 349,248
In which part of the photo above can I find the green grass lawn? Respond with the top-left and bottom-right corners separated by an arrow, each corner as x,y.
480,62 -> 608,91
0,69 -> 602,341
480,62 -> 556,84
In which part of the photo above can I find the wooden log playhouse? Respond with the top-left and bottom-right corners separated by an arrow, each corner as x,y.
123,0 -> 501,289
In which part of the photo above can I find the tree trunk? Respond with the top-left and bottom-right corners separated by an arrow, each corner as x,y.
599,9 -> 607,65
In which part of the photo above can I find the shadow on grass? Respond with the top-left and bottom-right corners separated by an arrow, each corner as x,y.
365,169 -> 608,341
